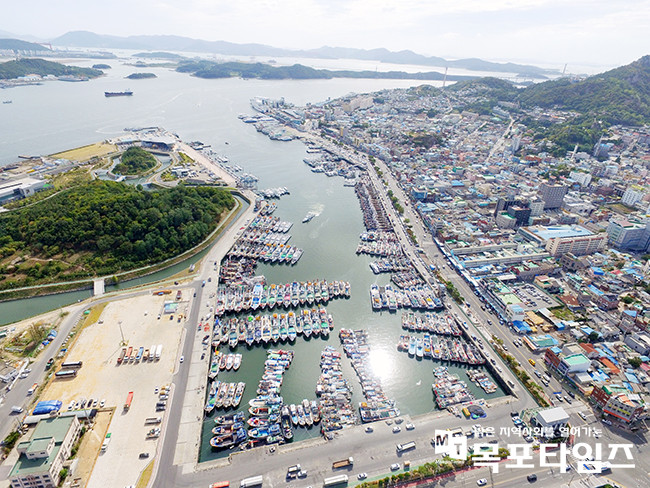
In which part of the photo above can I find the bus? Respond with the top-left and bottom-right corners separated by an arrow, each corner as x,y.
239,475 -> 263,488
61,361 -> 83,369
323,475 -> 348,487
397,441 -> 416,453
55,370 -> 77,379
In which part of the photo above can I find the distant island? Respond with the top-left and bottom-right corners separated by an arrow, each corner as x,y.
0,38 -> 51,53
126,72 -> 157,79
92,63 -> 111,69
177,60 -> 473,82
0,58 -> 102,80
50,30 -> 556,77
134,51 -> 185,60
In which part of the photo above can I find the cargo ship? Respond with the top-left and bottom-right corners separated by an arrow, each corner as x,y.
105,91 -> 133,97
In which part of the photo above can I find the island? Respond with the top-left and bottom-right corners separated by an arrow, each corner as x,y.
126,72 -> 157,79
0,58 -> 102,80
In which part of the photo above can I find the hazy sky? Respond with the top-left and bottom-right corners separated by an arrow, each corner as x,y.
5,0 -> 650,69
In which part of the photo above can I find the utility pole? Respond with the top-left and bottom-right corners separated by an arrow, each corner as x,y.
118,321 -> 126,346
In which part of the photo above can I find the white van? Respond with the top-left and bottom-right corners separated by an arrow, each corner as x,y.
11,406 -> 24,414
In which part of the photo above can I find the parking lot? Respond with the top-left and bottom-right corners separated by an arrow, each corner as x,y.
39,292 -> 189,488
510,283 -> 559,311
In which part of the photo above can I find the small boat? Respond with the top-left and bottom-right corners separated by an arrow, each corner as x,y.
233,354 -> 242,371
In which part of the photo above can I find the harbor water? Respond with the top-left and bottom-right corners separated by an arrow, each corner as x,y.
0,57 -> 504,462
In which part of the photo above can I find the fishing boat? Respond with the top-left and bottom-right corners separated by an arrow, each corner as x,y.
408,337 -> 416,356
233,354 -> 242,371
213,411 -> 245,425
233,382 -> 245,406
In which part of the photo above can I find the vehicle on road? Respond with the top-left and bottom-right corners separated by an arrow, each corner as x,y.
578,411 -> 587,420
602,419 -> 612,425
390,463 -> 400,471
392,426 -> 401,433
527,474 -> 537,482
239,475 -> 263,488
396,441 -> 416,453
364,426 -> 373,433
357,473 -> 367,480
323,474 -> 348,487
405,422 -> 415,430
139,452 -> 149,458
180,356 -> 184,363
332,457 -> 354,469
477,479 -> 487,486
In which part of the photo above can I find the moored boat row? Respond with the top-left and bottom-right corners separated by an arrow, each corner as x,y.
215,280 -> 350,315
339,329 -> 400,423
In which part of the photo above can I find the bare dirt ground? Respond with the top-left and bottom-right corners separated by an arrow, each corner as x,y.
37,291 -> 190,488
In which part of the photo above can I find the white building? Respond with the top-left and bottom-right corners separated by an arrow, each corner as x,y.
622,185 -> 647,208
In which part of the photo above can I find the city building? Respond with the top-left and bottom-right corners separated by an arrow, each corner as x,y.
9,415 -> 81,488
621,185 -> 647,208
519,225 -> 606,257
624,333 -> 650,356
533,406 -> 570,438
0,177 -> 47,204
606,219 -> 650,252
539,182 -> 568,209
590,386 -> 646,424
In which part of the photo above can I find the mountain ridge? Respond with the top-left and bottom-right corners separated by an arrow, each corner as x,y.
50,30 -> 555,77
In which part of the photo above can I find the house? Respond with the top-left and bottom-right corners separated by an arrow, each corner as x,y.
9,415 -> 81,488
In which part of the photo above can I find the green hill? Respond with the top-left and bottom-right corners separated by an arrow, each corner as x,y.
0,58 -> 102,80
0,38 -> 50,52
0,180 -> 235,289
113,147 -> 157,175
518,55 -> 650,125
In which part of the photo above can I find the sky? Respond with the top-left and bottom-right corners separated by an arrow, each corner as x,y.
4,0 -> 650,71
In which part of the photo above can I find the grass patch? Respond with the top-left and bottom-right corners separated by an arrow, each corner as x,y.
136,459 -> 155,488
80,303 -> 108,330
550,306 -> 575,321
50,143 -> 117,162
178,152 -> 194,164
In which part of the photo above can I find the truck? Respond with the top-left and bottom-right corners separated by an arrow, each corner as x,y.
396,441 -> 416,453
143,349 -> 150,361
124,391 -> 134,410
176,290 -> 182,301
126,346 -> 133,362
239,475 -> 263,488
144,417 -> 162,425
136,346 -> 144,362
117,347 -> 126,365
27,383 -> 38,395
155,344 -> 162,360
150,344 -> 156,361
101,433 -> 111,452
323,475 -> 349,487
332,457 -> 354,469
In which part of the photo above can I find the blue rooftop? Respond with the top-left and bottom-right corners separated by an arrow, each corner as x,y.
534,225 -> 593,241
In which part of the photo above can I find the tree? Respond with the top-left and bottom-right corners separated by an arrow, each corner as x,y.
628,357 -> 642,368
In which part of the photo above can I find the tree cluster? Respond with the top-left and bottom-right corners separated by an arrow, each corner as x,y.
0,180 -> 235,287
